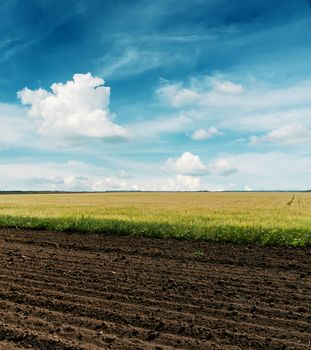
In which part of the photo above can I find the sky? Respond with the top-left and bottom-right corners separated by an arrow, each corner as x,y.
1,0 -> 311,191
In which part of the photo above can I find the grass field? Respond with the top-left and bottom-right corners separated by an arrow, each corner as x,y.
0,192 -> 310,246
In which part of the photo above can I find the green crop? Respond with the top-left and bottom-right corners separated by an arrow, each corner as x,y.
0,192 -> 310,246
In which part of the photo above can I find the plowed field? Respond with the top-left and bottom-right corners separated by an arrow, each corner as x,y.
0,228 -> 310,349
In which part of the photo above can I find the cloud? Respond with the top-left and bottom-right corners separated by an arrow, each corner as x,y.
165,152 -> 208,176
97,47 -> 185,79
251,123 -> 311,145
0,160 -> 139,191
27,175 -> 138,192
92,176 -> 138,191
98,48 -> 156,78
63,176 -> 89,191
18,73 -> 130,141
131,113 -> 193,139
157,77 -> 244,108
165,152 -> 238,177
27,176 -> 65,186
157,83 -> 201,107
157,76 -> 311,136
217,152 -> 311,190
211,79 -> 243,94
0,102 -> 36,149
166,174 -> 202,191
191,127 -> 221,141
210,158 -> 238,176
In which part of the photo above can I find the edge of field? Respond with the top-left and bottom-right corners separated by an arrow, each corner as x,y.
0,214 -> 310,247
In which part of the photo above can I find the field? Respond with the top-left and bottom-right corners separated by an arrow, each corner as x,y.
1,193 -> 311,349
0,192 -> 311,246
1,228 -> 310,349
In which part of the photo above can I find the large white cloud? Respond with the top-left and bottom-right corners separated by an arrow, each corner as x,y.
17,73 -> 130,141
165,152 -> 238,177
166,152 -> 208,175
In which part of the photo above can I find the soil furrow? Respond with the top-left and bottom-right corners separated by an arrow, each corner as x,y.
1,228 -> 310,350
2,273 -> 310,321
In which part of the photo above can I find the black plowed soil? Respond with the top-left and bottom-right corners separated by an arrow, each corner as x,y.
0,228 -> 310,349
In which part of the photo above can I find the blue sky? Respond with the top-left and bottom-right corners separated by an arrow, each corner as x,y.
1,0 -> 311,191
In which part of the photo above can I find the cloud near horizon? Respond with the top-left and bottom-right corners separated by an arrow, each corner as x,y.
165,152 -> 238,177
166,174 -> 202,191
18,73 -> 130,141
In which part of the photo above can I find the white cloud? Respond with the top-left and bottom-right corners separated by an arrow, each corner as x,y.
162,151 -> 311,191
218,152 -> 311,190
210,158 -> 238,176
28,175 -> 138,192
131,113 -> 193,139
18,73 -> 130,141
29,174 -> 138,192
157,77 -> 244,108
63,176 -> 89,191
191,127 -> 221,141
165,152 -> 238,177
244,186 -> 252,191
157,76 -> 311,136
92,176 -> 138,191
66,160 -> 88,167
98,48 -> 182,79
0,102 -> 36,149
251,123 -> 311,145
165,152 -> 208,176
166,174 -> 202,191
212,79 -> 243,94
0,160 -> 139,191
2,152 -> 311,192
228,183 -> 238,189
157,83 -> 201,107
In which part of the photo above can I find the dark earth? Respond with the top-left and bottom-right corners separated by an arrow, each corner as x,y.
0,228 -> 310,349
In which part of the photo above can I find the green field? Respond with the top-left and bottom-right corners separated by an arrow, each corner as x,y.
0,192 -> 310,246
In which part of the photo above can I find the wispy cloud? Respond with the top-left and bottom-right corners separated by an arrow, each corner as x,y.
97,47 -> 185,79
0,102 -> 36,149
157,75 -> 311,134
129,113 -> 193,140
251,123 -> 311,145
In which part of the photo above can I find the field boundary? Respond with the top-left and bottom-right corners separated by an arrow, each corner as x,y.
0,214 -> 310,247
